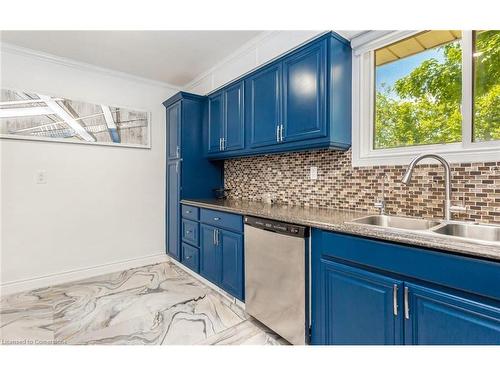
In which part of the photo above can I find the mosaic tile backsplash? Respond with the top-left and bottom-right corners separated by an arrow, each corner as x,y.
224,149 -> 500,224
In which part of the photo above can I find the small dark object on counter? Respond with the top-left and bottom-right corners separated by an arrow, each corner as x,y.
213,188 -> 231,200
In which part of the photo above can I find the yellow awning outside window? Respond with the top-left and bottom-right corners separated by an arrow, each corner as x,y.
375,30 -> 462,66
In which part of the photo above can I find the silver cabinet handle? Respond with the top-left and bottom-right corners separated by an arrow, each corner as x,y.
213,217 -> 220,221
222,138 -> 225,151
219,138 -> 222,151
404,286 -> 410,320
185,210 -> 191,214
276,125 -> 280,142
280,124 -> 284,142
213,229 -> 217,245
185,230 -> 191,234
185,255 -> 192,260
175,161 -> 179,173
176,146 -> 180,158
393,284 -> 398,316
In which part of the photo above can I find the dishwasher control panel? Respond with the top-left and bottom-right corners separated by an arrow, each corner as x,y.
244,216 -> 309,238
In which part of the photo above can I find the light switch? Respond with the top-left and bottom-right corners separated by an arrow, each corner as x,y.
310,166 -> 318,180
35,170 -> 47,184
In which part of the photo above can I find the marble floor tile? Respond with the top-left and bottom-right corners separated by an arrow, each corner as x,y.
0,261 -> 285,345
0,305 -> 54,345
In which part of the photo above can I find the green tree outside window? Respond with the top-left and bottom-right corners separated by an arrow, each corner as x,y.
374,30 -> 499,149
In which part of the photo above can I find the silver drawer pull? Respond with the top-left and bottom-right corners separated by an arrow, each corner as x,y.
185,210 -> 191,214
185,230 -> 191,234
185,255 -> 192,260
404,286 -> 410,320
393,284 -> 398,316
213,217 -> 220,221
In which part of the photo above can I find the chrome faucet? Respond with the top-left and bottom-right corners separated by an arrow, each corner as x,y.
401,153 -> 465,221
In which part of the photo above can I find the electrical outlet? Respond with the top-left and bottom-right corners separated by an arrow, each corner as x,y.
310,166 -> 318,180
35,169 -> 47,184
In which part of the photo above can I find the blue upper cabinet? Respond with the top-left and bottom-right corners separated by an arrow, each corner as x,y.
206,32 -> 351,159
247,62 -> 282,148
207,81 -> 245,155
208,91 -> 224,154
282,39 -> 327,143
223,81 -> 245,151
167,101 -> 181,160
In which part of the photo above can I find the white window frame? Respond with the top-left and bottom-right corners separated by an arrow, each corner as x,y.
351,30 -> 500,167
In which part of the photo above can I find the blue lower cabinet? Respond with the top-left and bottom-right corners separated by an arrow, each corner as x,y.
181,205 -> 199,221
199,221 -> 244,301
313,259 -> 403,345
181,219 -> 199,247
311,228 -> 500,345
220,230 -> 244,301
200,208 -> 243,232
404,283 -> 500,345
182,242 -> 200,273
200,224 -> 220,285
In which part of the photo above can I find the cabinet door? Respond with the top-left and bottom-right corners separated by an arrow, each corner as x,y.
167,101 -> 181,159
315,259 -> 403,345
224,82 -> 245,151
220,230 -> 244,301
282,40 -> 327,143
167,161 -> 181,260
246,63 -> 281,148
208,92 -> 224,153
404,283 -> 500,345
200,224 -> 220,284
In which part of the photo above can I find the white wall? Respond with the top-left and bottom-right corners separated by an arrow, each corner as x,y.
184,30 -> 325,95
0,46 -> 177,293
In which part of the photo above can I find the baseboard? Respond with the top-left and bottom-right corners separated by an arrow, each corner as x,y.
167,255 -> 245,310
0,253 -> 169,296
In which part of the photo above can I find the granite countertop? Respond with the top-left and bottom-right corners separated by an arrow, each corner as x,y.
181,198 -> 500,262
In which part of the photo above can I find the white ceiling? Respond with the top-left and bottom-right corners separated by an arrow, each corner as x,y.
1,30 -> 365,88
0,30 -> 264,87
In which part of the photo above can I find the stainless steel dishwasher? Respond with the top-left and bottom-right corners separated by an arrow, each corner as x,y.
244,216 -> 309,345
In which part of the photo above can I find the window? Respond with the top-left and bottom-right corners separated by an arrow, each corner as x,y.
352,30 -> 500,167
473,30 -> 500,142
374,31 -> 462,149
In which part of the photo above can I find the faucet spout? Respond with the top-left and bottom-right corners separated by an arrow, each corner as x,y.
401,153 -> 453,221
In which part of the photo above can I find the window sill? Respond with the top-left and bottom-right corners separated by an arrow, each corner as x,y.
352,142 -> 500,167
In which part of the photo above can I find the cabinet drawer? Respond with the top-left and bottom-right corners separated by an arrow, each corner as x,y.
200,208 -> 243,232
181,205 -> 199,221
182,242 -> 200,273
182,219 -> 199,246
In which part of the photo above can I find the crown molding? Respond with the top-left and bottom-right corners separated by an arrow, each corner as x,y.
0,42 -> 181,91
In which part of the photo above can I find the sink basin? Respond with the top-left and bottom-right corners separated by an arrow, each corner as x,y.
431,223 -> 500,243
349,215 -> 441,231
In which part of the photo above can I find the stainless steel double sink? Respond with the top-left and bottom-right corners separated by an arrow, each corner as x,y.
348,215 -> 500,246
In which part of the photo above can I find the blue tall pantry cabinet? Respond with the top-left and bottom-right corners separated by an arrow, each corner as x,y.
163,92 -> 223,260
